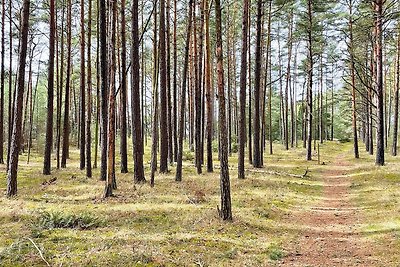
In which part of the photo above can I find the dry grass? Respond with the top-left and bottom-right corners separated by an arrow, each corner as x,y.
0,141 -> 398,266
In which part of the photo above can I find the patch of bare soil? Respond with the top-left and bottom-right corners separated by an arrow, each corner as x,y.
279,155 -> 379,267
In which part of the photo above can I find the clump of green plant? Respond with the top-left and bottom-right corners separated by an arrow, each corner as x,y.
269,246 -> 284,261
36,211 -> 104,230
183,149 -> 194,161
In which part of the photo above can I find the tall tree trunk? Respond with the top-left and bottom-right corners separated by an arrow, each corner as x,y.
99,0 -> 108,180
374,0 -> 384,166
167,0 -> 173,164
252,0 -> 262,168
132,0 -> 146,183
284,9 -> 293,151
0,0 -> 5,164
150,0 -> 159,186
172,0 -> 178,162
159,0 -> 168,173
205,0 -> 213,172
86,0 -> 92,177
43,0 -> 56,175
61,0 -> 72,168
120,0 -> 128,173
306,0 -> 313,161
348,0 -> 359,158
79,0 -> 86,170
7,0 -> 30,197
195,0 -> 204,173
248,6 -> 252,163
175,0 -> 193,182
215,0 -> 232,221
238,0 -> 249,179
104,0 -> 117,197
393,22 -> 400,156
56,1 -> 65,170
7,0 -> 13,169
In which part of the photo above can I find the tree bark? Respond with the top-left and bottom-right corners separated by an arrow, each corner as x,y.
306,0 -> 313,161
253,0 -> 262,168
79,0 -> 86,170
132,0 -> 146,183
205,0 -> 213,173
238,0 -> 249,179
215,0 -> 232,220
159,0 -> 168,173
43,0 -> 56,175
175,0 -> 193,182
7,0 -> 30,197
61,0 -> 72,168
393,22 -> 400,156
99,0 -> 108,180
86,0 -> 92,177
120,0 -> 128,173
348,0 -> 359,159
374,0 -> 384,166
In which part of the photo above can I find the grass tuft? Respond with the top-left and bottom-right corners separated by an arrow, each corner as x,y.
36,211 -> 104,230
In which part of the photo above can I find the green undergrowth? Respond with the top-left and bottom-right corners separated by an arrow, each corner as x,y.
0,142 -> 348,266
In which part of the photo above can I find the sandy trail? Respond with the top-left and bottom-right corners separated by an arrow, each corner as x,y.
279,154 -> 378,267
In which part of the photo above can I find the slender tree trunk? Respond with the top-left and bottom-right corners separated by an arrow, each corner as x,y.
159,0 -> 168,173
43,0 -> 56,175
374,0 -> 384,166
7,0 -> 13,169
27,64 -> 40,164
173,0 -> 178,162
284,9 -> 293,151
120,0 -> 128,173
167,0 -> 173,164
104,0 -> 117,197
79,0 -> 86,170
348,0 -> 359,158
150,0 -> 159,186
56,1 -> 65,169
175,0 -> 193,182
0,0 -> 5,164
205,0 -> 213,172
132,0 -> 146,183
238,0 -> 249,179
86,0 -> 92,177
7,0 -> 30,197
252,0 -> 262,168
248,5 -> 252,163
393,23 -> 400,156
215,0 -> 232,221
306,0 -> 313,161
61,0 -> 72,168
195,0 -> 204,173
99,0 -> 108,180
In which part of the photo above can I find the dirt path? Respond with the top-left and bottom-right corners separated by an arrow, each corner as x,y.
279,154 -> 378,267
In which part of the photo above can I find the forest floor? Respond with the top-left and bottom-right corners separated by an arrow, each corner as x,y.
0,141 -> 400,266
